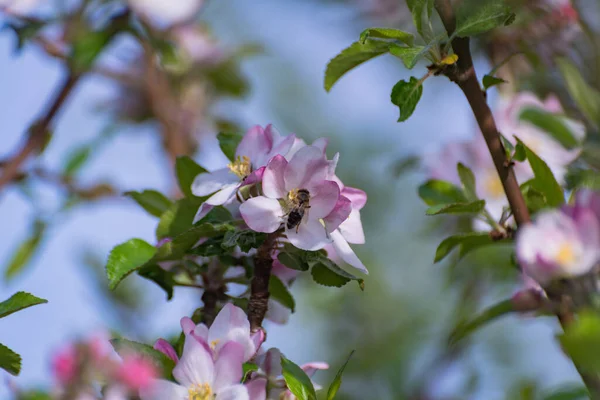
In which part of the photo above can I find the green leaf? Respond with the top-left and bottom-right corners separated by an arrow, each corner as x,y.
110,338 -> 175,378
156,197 -> 203,240
206,60 -> 250,98
521,182 -> 548,214
16,390 -> 53,400
434,232 -> 495,263
281,354 -> 318,400
175,156 -> 207,198
390,76 -> 424,122
556,57 -> 600,126
541,385 -> 588,400
243,362 -> 259,381
70,29 -> 116,72
359,28 -> 414,46
406,0 -> 434,36
0,292 -> 47,319
156,223 -> 233,261
515,138 -> 564,207
277,252 -> 309,272
324,40 -> 391,92
454,0 -> 515,38
217,132 -> 243,162
449,298 -> 515,345
221,230 -> 267,253
457,163 -> 477,201
106,239 -> 157,290
326,350 -> 355,400
482,74 -> 507,90
519,108 -> 579,149
389,45 -> 427,70
565,169 -> 600,191
4,221 -> 46,281
63,146 -> 92,177
500,133 -> 515,159
559,311 -> 600,374
0,343 -> 21,376
5,20 -> 45,53
311,263 -> 351,288
124,190 -> 173,218
513,141 -> 526,162
269,275 -> 295,312
418,180 -> 467,206
426,200 -> 485,215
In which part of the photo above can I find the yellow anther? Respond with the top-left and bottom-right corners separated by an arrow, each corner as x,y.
209,339 -> 219,349
556,242 -> 576,266
188,382 -> 213,400
288,189 -> 299,201
228,156 -> 251,179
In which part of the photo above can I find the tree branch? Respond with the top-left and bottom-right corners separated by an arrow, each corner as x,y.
248,233 -> 279,332
434,0 -> 600,395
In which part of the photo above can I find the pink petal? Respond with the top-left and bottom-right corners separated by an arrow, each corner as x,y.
193,324 -> 210,343
323,195 -> 352,232
262,348 -> 282,378
193,203 -> 214,224
331,230 -> 368,274
206,183 -> 239,206
192,168 -> 240,197
210,304 -> 255,361
339,209 -> 365,244
285,138 -> 307,160
216,384 -> 250,400
236,126 -> 268,164
242,167 -> 265,187
341,187 -> 367,210
240,197 -> 284,233
262,155 -> 288,199
213,341 -> 245,392
266,299 -> 292,324
173,334 -> 214,387
284,146 -> 329,192
286,218 -> 332,251
301,362 -> 329,377
271,260 -> 300,283
180,317 -> 195,335
139,380 -> 188,400
263,125 -> 296,165
309,180 -> 341,219
250,330 -> 265,356
245,378 -> 267,400
312,138 -> 329,153
328,152 -> 339,179
153,339 -> 179,363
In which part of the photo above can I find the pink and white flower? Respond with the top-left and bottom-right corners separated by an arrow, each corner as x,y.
128,0 -> 204,27
140,334 -> 249,400
192,125 -> 296,222
240,146 -> 344,251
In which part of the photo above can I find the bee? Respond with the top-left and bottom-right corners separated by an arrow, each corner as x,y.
286,189 -> 311,233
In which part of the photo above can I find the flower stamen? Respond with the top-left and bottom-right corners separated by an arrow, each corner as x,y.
556,242 -> 576,267
228,156 -> 251,180
188,382 -> 213,400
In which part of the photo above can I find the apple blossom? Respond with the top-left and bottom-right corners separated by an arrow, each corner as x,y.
192,125 -> 296,222
116,355 -> 158,391
240,146 -> 344,250
127,0 -> 204,27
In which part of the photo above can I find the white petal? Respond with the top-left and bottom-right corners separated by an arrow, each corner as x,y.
206,183 -> 239,206
331,230 -> 368,274
339,210 -> 365,244
173,335 -> 214,387
216,384 -> 250,400
128,0 -> 203,26
139,380 -> 188,400
240,197 -> 284,233
286,218 -> 332,251
192,168 -> 239,197
213,342 -> 245,392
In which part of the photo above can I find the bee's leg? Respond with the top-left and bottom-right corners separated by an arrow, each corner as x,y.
235,188 -> 244,203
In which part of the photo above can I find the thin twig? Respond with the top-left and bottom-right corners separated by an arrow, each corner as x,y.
248,233 -> 279,332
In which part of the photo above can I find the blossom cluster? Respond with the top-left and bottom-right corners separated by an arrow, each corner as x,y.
192,124 -> 368,274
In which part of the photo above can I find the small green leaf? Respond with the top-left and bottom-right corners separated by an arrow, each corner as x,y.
70,29 -> 116,72
390,76 -> 424,122
0,343 -> 21,376
156,223 -> 233,261
418,180 -> 467,206
175,156 -> 207,197
106,239 -> 157,290
519,108 -> 579,149
541,385 -> 589,400
277,252 -> 309,272
110,338 -> 175,378
482,74 -> 507,90
359,28 -> 414,46
389,45 -> 427,70
124,190 -> 173,218
500,133 -> 515,158
310,263 -> 351,287
426,200 -> 485,215
269,275 -> 295,312
63,146 -> 92,177
217,132 -> 243,162
559,311 -> 600,374
0,292 -> 47,319
457,163 -> 477,201
324,40 -> 391,92
156,197 -> 203,240
454,0 -> 515,38
243,362 -> 259,381
565,169 -> 600,191
434,232 -> 494,263
513,141 -> 526,162
515,138 -> 564,207
326,350 -> 355,400
139,264 -> 177,300
406,0 -> 434,36
557,57 -> 600,127
4,221 -> 46,281
521,182 -> 548,214
281,355 -> 318,400
450,298 -> 515,345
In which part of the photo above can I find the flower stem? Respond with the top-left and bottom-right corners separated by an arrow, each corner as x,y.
248,232 -> 279,332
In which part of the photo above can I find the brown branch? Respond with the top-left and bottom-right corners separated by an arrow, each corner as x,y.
434,0 -> 600,395
0,72 -> 80,192
248,233 -> 279,332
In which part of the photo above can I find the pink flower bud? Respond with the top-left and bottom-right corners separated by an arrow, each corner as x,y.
117,356 -> 158,391
51,345 -> 78,385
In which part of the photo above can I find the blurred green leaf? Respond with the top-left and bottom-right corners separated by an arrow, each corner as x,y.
359,28 -> 414,46
565,169 -> 600,191
269,275 -> 295,312
175,156 -> 207,198
62,146 -> 92,177
541,385 -> 588,400
519,108 -> 579,149
391,76 -> 423,122
450,298 -> 515,345
139,264 -> 177,300
217,132 -> 243,162
5,20 -> 45,52
521,182 -> 548,214
281,355 -> 317,400
516,138 -> 564,207
156,223 -> 233,261
0,292 -> 47,319
156,197 -> 203,240
426,200 -> 485,215
482,74 -> 507,90
324,40 -> 391,92
106,239 -> 157,290
124,190 -> 173,218
222,230 -> 267,253
556,57 -> 600,127
4,221 -> 46,282
418,180 -> 467,205
0,343 -> 21,376
206,60 -> 250,98
559,311 -> 600,374
17,390 -> 53,400
406,0 -> 434,36
457,163 -> 477,200
110,338 -> 175,378
434,232 -> 494,263
326,350 -> 355,400
454,0 -> 515,38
